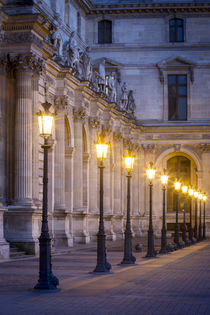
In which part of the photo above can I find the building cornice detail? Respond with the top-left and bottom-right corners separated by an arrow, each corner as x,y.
88,2 -> 210,16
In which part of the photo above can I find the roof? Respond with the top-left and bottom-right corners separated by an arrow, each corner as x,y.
91,0 -> 210,4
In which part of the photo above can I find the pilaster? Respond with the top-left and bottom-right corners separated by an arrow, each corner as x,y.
72,107 -> 90,243
53,96 -> 73,247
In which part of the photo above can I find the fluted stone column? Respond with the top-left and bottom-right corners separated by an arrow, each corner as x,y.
5,55 -> 42,255
15,66 -> 34,205
54,104 -> 72,247
32,74 -> 41,208
73,108 -> 89,243
0,56 -> 9,259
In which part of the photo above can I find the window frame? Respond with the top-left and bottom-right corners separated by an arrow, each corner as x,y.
168,74 -> 188,121
98,19 -> 112,44
169,18 -> 184,43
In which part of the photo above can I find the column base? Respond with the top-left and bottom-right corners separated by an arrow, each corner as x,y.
104,214 -> 116,241
72,211 -> 90,244
0,207 -> 9,259
54,210 -> 73,248
5,205 -> 40,255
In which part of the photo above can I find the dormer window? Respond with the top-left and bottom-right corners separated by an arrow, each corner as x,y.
169,18 -> 184,42
98,20 -> 112,44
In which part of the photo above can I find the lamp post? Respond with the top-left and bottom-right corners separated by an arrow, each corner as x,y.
188,187 -> 194,243
203,194 -> 207,239
34,102 -> 59,290
94,135 -> 111,273
159,169 -> 168,254
181,185 -> 188,245
146,162 -> 156,258
194,190 -> 199,241
174,179 -> 181,248
121,151 -> 136,264
198,192 -> 203,241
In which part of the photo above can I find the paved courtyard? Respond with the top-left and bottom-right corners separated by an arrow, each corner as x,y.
0,240 -> 210,315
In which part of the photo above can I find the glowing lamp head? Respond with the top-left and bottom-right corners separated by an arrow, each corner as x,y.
161,168 -> 168,185
95,135 -> 108,160
203,194 -> 207,202
174,180 -> 181,191
37,102 -> 54,139
198,192 -> 203,200
194,191 -> 199,198
146,162 -> 156,181
188,188 -> 194,197
124,151 -> 135,172
182,185 -> 188,194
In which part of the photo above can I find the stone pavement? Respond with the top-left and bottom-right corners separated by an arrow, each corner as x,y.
0,240 -> 210,315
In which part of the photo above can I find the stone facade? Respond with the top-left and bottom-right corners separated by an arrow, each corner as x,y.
0,0 -> 209,258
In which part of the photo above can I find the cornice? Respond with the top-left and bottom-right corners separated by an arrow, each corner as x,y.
88,2 -> 210,16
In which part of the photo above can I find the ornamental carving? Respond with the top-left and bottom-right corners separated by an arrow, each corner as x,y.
200,143 -> 210,153
142,144 -> 155,153
13,53 -> 45,74
89,116 -> 100,129
54,95 -> 70,114
73,106 -> 88,121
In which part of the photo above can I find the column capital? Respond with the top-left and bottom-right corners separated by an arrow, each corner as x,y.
89,116 -> 100,129
73,106 -> 88,122
142,143 -> 156,153
54,95 -> 70,114
0,54 -> 8,72
65,146 -> 74,158
14,53 -> 44,75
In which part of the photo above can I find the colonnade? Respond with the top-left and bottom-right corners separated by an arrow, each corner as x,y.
0,53 -> 209,258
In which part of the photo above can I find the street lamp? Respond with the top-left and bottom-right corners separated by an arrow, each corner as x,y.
159,169 -> 168,254
34,102 -> 59,290
181,185 -> 188,245
174,179 -> 181,248
146,162 -> 156,258
198,192 -> 203,241
203,194 -> 207,239
188,187 -> 194,243
121,151 -> 136,264
194,190 -> 199,241
94,134 -> 111,272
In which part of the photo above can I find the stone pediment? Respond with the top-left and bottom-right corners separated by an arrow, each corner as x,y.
156,56 -> 196,83
157,56 -> 196,68
93,57 -> 123,68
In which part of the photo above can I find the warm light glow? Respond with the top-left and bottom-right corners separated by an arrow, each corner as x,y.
95,136 -> 108,160
161,169 -> 168,185
174,180 -> 181,191
198,192 -> 203,200
37,102 -> 54,138
146,162 -> 156,181
38,115 -> 54,138
182,185 -> 188,194
124,152 -> 135,172
203,194 -> 207,202
188,188 -> 194,196
194,191 -> 199,198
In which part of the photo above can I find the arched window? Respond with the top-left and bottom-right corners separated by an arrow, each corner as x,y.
98,20 -> 112,44
169,18 -> 184,42
167,156 -> 191,213
65,0 -> 69,25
